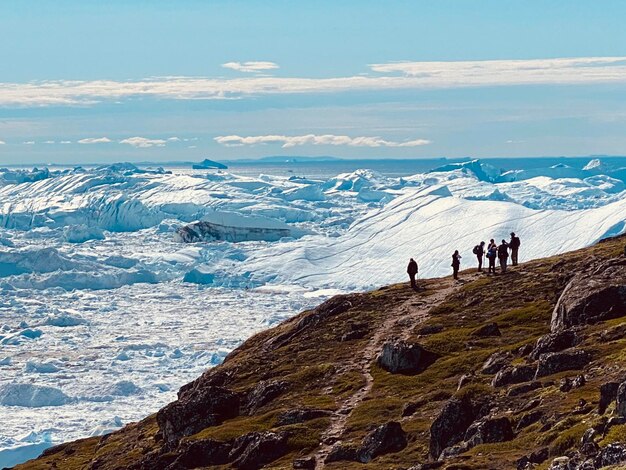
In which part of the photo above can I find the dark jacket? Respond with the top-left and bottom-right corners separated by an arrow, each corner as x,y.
498,243 -> 509,258
510,236 -> 521,249
407,260 -> 418,275
451,254 -> 461,268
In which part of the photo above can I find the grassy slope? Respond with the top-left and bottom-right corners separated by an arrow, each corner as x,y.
15,235 -> 626,470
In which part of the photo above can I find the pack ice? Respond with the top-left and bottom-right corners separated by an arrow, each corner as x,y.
0,159 -> 625,466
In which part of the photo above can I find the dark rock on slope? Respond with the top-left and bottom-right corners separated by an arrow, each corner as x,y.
429,392 -> 491,458
377,339 -> 438,374
535,350 -> 591,378
551,258 -> 626,332
157,385 -> 239,445
530,329 -> 579,359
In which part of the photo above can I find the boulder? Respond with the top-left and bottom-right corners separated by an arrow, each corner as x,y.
167,439 -> 232,468
530,330 -> 579,360
293,457 -> 316,469
157,386 -> 240,445
572,375 -> 586,389
403,401 -> 421,417
377,340 -> 437,374
357,421 -> 407,463
551,259 -> 626,332
516,447 -> 549,469
464,416 -> 514,448
230,431 -> 289,470
492,365 -> 537,387
595,442 -> 626,467
599,382 -> 620,414
516,410 -> 543,431
438,442 -> 469,460
507,381 -> 542,397
616,381 -> 626,418
471,322 -> 501,338
429,395 -> 489,458
481,351 -> 511,375
245,380 -> 287,414
324,444 -> 357,463
535,351 -> 591,379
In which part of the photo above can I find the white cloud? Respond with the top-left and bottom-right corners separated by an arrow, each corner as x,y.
166,137 -> 180,142
214,134 -> 431,148
43,140 -> 55,144
0,140 -> 5,145
23,141 -> 35,145
60,140 -> 72,144
222,61 -> 279,73
78,137 -> 112,144
119,136 -> 167,148
0,57 -> 625,107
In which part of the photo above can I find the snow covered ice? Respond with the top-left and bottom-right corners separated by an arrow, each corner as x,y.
0,158 -> 625,466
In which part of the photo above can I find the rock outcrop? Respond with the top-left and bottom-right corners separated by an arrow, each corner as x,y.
535,350 -> 591,378
157,386 -> 240,445
481,351 -> 511,375
551,259 -> 626,332
357,421 -> 408,463
429,393 -> 490,458
598,381 -> 620,414
377,340 -> 437,374
464,416 -> 514,448
530,329 -> 579,360
492,365 -> 536,387
244,380 -> 287,414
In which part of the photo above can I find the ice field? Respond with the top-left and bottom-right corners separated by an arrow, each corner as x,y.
1,158 -> 625,466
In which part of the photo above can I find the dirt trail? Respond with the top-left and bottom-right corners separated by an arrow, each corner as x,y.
313,276 -> 470,467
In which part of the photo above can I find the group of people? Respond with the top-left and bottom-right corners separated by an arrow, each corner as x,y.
470,232 -> 521,276
406,232 -> 521,287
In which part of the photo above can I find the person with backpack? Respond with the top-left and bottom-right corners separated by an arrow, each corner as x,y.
451,250 -> 461,280
486,239 -> 497,274
509,232 -> 521,266
498,239 -> 509,273
407,258 -> 418,289
473,241 -> 485,272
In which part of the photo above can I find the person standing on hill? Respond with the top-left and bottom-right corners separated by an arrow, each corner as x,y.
407,258 -> 418,289
486,239 -> 497,274
451,250 -> 461,280
473,241 -> 485,272
498,239 -> 509,273
509,232 -> 521,266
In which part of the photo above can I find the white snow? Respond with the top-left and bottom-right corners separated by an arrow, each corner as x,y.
0,158 -> 625,467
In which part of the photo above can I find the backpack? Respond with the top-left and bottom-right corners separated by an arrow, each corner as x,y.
472,245 -> 480,255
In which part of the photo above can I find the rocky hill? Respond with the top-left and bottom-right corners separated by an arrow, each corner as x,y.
13,235 -> 626,470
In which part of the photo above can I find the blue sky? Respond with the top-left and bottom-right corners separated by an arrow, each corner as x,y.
1,0 -> 626,163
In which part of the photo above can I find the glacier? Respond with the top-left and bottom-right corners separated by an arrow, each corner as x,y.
0,158 -> 625,467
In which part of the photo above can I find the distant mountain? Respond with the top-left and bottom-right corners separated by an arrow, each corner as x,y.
229,156 -> 344,164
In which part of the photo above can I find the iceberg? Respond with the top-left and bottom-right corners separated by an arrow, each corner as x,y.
175,210 -> 312,243
192,159 -> 228,170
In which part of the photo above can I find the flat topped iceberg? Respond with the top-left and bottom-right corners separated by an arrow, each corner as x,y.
175,209 -> 312,243
429,159 -> 501,183
192,159 -> 228,170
